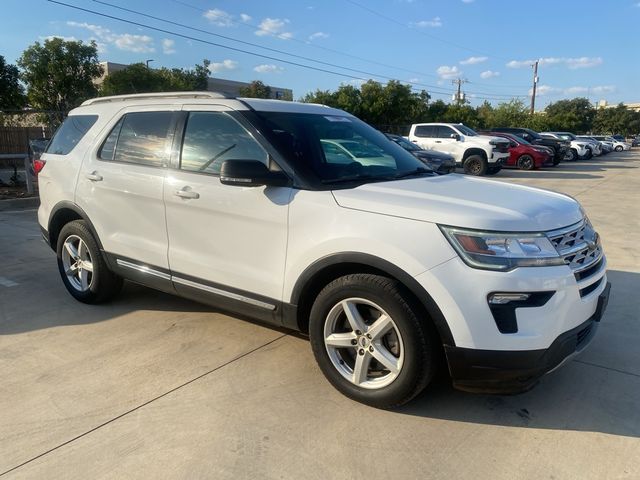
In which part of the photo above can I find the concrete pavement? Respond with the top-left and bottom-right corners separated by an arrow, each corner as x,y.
1,150 -> 639,479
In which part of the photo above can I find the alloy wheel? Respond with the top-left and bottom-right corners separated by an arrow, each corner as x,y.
323,298 -> 404,390
61,235 -> 94,292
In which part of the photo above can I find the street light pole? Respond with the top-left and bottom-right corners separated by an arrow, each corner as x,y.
145,59 -> 154,68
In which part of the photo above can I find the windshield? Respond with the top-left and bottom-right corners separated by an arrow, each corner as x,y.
457,124 -> 478,136
389,135 -> 421,151
245,111 -> 431,187
557,132 -> 576,141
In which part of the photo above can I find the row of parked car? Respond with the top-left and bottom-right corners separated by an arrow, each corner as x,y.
386,123 -> 633,176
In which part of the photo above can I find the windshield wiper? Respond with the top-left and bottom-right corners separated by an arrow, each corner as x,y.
393,167 -> 433,179
320,174 -> 394,185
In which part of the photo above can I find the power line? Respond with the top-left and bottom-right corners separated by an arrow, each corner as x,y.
49,0 -> 525,101
89,0 -> 452,94
168,0 -> 529,94
343,0 -> 508,61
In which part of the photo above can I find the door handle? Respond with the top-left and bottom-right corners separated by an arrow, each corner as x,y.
85,171 -> 103,182
434,140 -> 442,143
174,187 -> 200,199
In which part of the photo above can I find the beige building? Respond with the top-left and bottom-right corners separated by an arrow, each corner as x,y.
597,99 -> 640,112
97,62 -> 293,100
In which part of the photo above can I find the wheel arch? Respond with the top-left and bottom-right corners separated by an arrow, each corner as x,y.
462,148 -> 487,161
289,252 -> 455,347
47,202 -> 104,253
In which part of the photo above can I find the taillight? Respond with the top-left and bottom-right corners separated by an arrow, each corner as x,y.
33,159 -> 46,176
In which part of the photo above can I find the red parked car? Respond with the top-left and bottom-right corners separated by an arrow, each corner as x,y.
481,131 -> 554,170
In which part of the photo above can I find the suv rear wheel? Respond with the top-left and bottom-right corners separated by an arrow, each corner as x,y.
463,154 -> 488,176
56,220 -> 123,304
309,274 -> 436,409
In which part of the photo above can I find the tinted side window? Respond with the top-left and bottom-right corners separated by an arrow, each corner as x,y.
414,125 -> 435,137
436,126 -> 456,138
180,112 -> 267,174
46,115 -> 98,155
99,112 -> 173,167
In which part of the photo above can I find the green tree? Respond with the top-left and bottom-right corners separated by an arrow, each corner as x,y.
301,89 -> 338,106
18,38 -> 102,119
238,80 -> 271,98
544,98 -> 594,133
100,60 -> 211,96
487,99 -> 529,129
0,55 -> 26,110
593,104 -> 640,136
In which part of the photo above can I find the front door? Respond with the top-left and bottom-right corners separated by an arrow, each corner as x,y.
163,105 -> 292,323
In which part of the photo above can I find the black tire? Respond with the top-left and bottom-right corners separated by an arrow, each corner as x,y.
309,274 -> 437,409
463,154 -> 488,176
486,165 -> 501,175
56,220 -> 123,304
565,148 -> 578,162
517,154 -> 535,170
615,145 -> 623,152
552,153 -> 561,166
584,148 -> 593,159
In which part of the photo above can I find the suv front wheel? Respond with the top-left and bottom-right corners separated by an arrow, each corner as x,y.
56,220 -> 123,304
463,154 -> 488,176
309,274 -> 436,409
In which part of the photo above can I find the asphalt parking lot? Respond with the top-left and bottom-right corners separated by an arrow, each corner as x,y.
1,151 -> 639,479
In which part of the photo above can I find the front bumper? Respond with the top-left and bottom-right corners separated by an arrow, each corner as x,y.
444,282 -> 610,394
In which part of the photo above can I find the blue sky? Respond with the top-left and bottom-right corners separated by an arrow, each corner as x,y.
1,0 -> 638,108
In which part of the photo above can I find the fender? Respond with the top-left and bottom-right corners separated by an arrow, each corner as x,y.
290,252 -> 455,346
47,201 -> 105,253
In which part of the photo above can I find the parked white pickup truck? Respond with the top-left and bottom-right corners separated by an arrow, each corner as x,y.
408,123 -> 510,176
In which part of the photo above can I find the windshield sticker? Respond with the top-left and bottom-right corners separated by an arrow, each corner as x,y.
324,116 -> 352,122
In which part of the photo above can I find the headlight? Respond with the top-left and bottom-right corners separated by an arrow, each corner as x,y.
577,143 -> 586,148
439,225 -> 565,271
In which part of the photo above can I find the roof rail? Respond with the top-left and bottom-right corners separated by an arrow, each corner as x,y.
81,91 -> 232,106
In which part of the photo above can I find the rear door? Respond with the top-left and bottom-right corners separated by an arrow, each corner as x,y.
163,105 -> 291,323
411,125 -> 436,149
76,106 -> 179,273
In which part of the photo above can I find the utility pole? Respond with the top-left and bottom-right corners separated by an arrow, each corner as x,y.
530,60 -> 539,115
451,78 -> 468,105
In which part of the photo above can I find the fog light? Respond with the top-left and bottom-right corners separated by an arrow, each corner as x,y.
488,293 -> 531,305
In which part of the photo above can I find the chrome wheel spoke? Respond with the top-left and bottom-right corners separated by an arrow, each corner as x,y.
352,351 -> 372,385
79,268 -> 90,290
77,240 -> 88,261
64,241 -> 79,260
325,332 -> 357,348
341,300 -> 366,333
65,264 -> 78,276
82,260 -> 93,273
371,344 -> 400,375
366,314 -> 392,340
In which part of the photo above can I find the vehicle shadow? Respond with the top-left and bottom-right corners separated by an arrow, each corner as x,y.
397,269 -> 640,439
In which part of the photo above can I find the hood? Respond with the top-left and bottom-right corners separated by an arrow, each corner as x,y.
474,135 -> 509,145
332,175 -> 583,232
413,149 -> 455,161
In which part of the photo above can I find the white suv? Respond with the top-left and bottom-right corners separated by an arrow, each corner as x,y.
408,123 -> 510,175
38,92 -> 610,408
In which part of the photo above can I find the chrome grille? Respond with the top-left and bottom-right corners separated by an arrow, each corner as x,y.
547,220 -> 603,271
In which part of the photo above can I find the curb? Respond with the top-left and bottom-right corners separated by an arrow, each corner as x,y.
0,197 -> 40,212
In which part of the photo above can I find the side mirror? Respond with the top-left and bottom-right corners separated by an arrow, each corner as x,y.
220,160 -> 290,187
450,133 -> 461,141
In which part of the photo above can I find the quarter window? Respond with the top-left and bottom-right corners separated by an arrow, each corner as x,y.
180,112 -> 267,174
99,112 -> 174,167
46,115 -> 98,155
